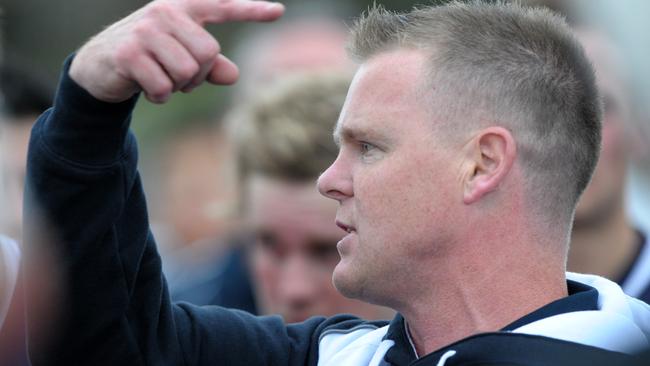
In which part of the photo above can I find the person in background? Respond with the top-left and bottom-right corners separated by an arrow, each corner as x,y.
568,29 -> 650,303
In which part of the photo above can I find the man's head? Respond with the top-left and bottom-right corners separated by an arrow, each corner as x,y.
317,2 -> 601,308
229,73 -> 391,322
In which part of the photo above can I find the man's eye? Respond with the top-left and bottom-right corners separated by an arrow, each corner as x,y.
360,142 -> 374,154
358,141 -> 384,162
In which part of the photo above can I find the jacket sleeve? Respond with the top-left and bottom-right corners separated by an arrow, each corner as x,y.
23,55 -> 330,366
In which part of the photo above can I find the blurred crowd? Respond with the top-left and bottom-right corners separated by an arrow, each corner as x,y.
1,0 -> 649,364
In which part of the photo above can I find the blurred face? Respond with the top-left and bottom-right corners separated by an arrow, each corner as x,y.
574,33 -> 630,227
317,50 -> 461,307
246,175 -> 389,322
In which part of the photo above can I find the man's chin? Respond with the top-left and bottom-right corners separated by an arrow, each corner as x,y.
332,263 -> 362,300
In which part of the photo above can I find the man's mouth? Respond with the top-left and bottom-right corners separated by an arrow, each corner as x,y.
336,220 -> 356,234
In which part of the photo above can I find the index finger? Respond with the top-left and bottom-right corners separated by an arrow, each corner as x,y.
186,0 -> 285,25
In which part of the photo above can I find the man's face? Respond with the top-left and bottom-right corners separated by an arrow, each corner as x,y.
245,174 -> 389,322
317,50 -> 461,307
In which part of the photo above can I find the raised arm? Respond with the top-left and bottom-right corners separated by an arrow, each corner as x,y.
22,1 -> 337,365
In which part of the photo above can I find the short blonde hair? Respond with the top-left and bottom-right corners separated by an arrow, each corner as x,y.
228,72 -> 352,182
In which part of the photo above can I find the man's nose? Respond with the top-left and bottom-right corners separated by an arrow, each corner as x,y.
317,155 -> 352,202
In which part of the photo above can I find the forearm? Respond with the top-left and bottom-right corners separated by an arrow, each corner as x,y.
24,56 -> 165,365
23,55 -> 329,366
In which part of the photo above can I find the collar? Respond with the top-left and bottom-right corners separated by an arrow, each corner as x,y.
382,280 -> 599,362
501,280 -> 599,330
383,313 -> 418,365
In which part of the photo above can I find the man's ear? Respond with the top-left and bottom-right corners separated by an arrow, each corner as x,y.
463,127 -> 516,205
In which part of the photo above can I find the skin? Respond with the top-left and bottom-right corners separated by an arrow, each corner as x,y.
318,51 -> 462,307
569,30 -> 640,281
317,49 -> 568,355
160,127 -> 238,246
70,2 -> 569,357
246,175 -> 391,323
69,0 -> 285,103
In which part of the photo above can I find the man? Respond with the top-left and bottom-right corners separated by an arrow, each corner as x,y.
568,30 -> 650,303
24,1 -> 650,365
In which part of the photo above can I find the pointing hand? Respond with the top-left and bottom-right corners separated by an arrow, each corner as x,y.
69,0 -> 284,104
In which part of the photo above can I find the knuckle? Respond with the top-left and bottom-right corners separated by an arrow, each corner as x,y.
144,1 -> 174,20
195,39 -> 220,63
212,4 -> 233,21
131,20 -> 155,38
113,42 -> 139,66
150,81 -> 172,100
176,61 -> 199,81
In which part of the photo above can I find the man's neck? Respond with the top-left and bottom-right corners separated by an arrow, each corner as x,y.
399,249 -> 567,356
569,205 -> 640,282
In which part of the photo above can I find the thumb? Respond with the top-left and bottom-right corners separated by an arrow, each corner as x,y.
206,54 -> 240,85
